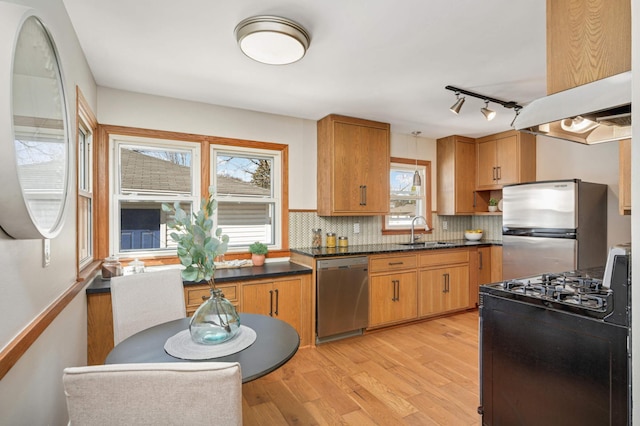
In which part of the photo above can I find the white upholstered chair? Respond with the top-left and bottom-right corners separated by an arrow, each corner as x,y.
63,362 -> 242,426
110,269 -> 187,344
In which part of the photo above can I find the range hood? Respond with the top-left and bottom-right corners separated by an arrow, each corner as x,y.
513,71 -> 631,145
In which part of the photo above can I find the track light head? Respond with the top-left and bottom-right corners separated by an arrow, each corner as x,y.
481,100 -> 496,121
449,93 -> 465,114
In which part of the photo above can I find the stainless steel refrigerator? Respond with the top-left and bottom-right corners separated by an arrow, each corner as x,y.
502,179 -> 607,280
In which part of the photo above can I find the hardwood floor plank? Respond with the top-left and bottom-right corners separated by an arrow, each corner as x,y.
242,310 -> 482,425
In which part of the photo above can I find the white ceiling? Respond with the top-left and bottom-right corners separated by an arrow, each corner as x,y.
61,0 -> 547,139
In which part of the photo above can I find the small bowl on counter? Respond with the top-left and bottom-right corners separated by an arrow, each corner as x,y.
465,230 -> 483,241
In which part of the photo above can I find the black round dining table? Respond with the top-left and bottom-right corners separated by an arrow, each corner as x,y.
105,313 -> 300,383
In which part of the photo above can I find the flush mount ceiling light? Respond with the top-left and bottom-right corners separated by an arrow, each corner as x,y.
481,100 -> 496,121
445,85 -> 522,123
449,92 -> 465,114
234,15 -> 310,65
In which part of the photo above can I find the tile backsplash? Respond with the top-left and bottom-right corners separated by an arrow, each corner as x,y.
289,212 -> 502,248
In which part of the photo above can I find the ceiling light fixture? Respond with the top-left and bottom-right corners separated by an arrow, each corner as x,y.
481,100 -> 496,121
445,85 -> 522,123
411,131 -> 422,188
234,16 -> 310,65
449,92 -> 465,114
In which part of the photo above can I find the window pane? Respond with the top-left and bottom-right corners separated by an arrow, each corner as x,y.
216,154 -> 272,197
78,195 -> 92,263
120,147 -> 192,195
217,201 -> 274,246
119,201 -> 192,252
390,169 -> 420,196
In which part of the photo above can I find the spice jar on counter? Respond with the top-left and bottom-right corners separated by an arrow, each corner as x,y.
326,232 -> 336,248
312,228 -> 322,248
338,236 -> 348,247
102,256 -> 122,279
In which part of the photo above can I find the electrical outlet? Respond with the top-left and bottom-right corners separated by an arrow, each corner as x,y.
43,239 -> 51,267
353,222 -> 360,234
442,220 -> 448,230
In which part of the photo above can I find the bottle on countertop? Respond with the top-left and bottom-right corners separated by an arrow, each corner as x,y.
326,232 -> 336,248
312,228 -> 322,248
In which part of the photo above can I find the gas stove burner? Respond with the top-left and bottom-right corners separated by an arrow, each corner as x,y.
496,272 -> 611,313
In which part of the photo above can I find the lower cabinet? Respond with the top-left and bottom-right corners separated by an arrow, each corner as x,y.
87,272 -> 311,365
241,278 -> 302,338
418,249 -> 470,318
418,265 -> 469,316
369,271 -> 418,327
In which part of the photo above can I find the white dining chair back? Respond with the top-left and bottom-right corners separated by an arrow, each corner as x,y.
110,269 -> 187,344
63,362 -> 242,425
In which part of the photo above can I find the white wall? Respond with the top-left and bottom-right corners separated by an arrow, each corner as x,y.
536,135 -> 632,247
0,0 -> 96,424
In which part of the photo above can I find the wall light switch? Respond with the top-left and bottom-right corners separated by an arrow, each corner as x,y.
43,239 -> 51,267
354,222 -> 360,234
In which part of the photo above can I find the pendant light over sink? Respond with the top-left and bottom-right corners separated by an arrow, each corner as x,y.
411,131 -> 422,188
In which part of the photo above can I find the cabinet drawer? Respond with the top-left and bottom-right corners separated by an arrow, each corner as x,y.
186,284 -> 237,307
370,254 -> 417,273
419,249 -> 469,268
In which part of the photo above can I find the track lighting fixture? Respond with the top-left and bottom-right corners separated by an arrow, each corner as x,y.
411,131 -> 422,188
445,85 -> 522,124
449,92 -> 465,114
481,100 -> 496,121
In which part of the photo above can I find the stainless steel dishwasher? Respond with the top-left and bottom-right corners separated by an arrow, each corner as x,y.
316,256 -> 369,343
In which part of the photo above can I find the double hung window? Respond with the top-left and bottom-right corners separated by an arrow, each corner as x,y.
384,160 -> 431,232
111,136 -> 200,256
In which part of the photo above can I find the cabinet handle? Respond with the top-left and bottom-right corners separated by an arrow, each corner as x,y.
359,185 -> 366,206
269,289 -> 274,317
388,261 -> 404,266
492,167 -> 497,181
202,291 -> 225,301
391,280 -> 396,301
442,274 -> 447,293
479,252 -> 484,270
446,273 -> 450,293
497,166 -> 501,180
274,288 -> 279,316
395,280 -> 400,301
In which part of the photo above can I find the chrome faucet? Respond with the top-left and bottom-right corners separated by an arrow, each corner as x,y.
410,216 -> 428,243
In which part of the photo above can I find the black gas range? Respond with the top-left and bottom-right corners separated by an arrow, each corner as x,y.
481,267 -> 628,326
479,254 -> 630,425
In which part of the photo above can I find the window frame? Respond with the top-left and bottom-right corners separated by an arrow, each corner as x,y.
210,143 -> 283,252
75,88 -> 97,278
382,157 -> 432,235
109,135 -> 201,258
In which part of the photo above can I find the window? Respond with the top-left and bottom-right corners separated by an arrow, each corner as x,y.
211,144 -> 282,251
384,158 -> 432,233
76,89 -> 97,273
110,136 -> 200,257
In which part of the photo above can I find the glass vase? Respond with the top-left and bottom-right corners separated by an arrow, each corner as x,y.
189,288 -> 240,345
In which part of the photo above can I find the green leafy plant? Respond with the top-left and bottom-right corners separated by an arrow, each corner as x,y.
488,198 -> 499,206
248,241 -> 268,255
162,186 -> 229,288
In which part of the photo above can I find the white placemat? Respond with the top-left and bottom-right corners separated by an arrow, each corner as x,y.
164,325 -> 256,360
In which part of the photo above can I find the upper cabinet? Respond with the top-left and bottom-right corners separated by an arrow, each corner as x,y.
437,135 -> 476,215
619,139 -> 631,215
476,130 -> 536,191
546,0 -> 631,94
317,114 -> 390,216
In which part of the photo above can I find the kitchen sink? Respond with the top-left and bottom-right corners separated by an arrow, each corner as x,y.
396,241 -> 455,248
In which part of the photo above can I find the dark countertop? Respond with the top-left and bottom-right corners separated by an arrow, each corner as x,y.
86,261 -> 312,294
291,239 -> 502,258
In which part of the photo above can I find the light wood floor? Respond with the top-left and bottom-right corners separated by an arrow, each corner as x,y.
242,310 -> 481,425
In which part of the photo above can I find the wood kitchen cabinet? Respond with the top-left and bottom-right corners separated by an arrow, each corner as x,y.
469,246 -> 492,308
242,277 -> 303,338
418,249 -> 469,317
368,254 -> 418,327
546,0 -> 630,95
476,130 -> 536,190
317,114 -> 390,216
619,138 -> 631,215
437,135 -> 476,215
184,283 -> 239,317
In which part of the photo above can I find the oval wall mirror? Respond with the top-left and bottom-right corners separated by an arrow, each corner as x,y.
0,5 -> 70,239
